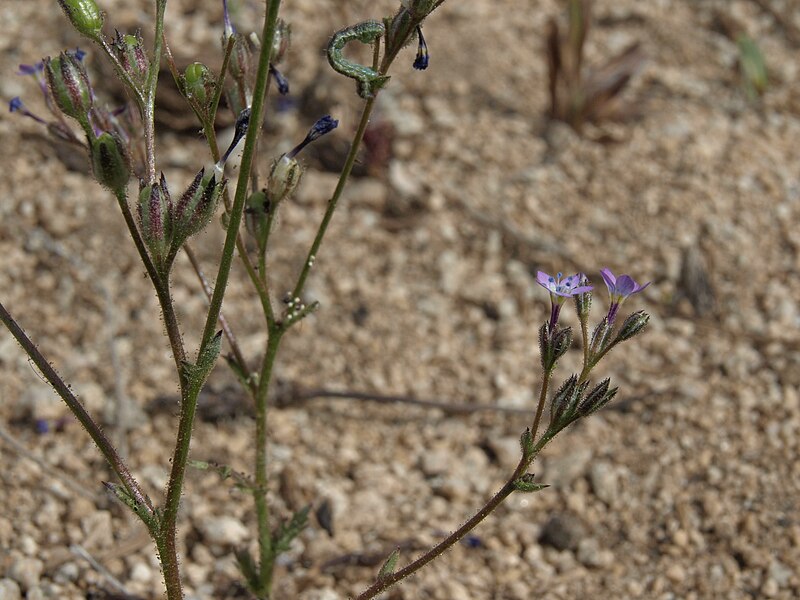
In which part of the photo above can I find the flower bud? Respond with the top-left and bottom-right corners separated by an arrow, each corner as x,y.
578,378 -> 617,416
138,174 -> 172,261
588,317 -> 612,361
57,0 -> 103,40
549,374 -> 580,429
574,277 -> 592,320
539,323 -> 572,372
245,189 -> 270,251
184,62 -> 212,107
91,132 -> 130,190
267,155 -> 302,203
615,310 -> 650,342
271,20 -> 291,64
112,31 -> 149,87
45,52 -> 94,124
172,169 -> 225,247
229,33 -> 252,81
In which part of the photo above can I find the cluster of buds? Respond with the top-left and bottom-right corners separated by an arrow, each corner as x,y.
535,267 -> 650,433
10,47 -> 141,190
245,115 -> 338,253
138,169 -> 226,269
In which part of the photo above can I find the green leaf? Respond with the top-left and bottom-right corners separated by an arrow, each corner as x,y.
377,548 -> 400,581
273,505 -> 311,555
512,474 -> 549,493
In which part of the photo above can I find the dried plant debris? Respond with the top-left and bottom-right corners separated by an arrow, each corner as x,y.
546,0 -> 646,132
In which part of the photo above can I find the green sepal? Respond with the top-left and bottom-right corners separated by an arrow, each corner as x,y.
512,474 -> 549,493
91,132 -> 131,191
57,0 -> 103,40
520,428 -> 535,460
377,548 -> 400,581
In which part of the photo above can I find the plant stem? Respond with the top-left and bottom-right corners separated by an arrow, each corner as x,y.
0,301 -> 152,516
113,190 -> 187,378
198,0 -> 281,351
184,244 -> 253,391
531,368 -> 553,441
157,2 -> 282,597
291,96 -> 376,298
253,328 -> 283,596
142,0 -> 168,182
355,431 -> 552,600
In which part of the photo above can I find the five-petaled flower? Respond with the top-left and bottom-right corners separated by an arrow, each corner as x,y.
536,271 -> 593,328
600,267 -> 650,323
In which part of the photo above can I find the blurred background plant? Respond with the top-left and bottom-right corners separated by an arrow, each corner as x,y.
545,0 -> 646,132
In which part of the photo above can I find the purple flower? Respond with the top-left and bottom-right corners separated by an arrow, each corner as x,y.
413,26 -> 429,70
222,0 -> 235,38
537,271 -> 593,328
600,268 -> 650,323
8,97 -> 47,124
16,62 -> 44,76
286,115 -> 339,158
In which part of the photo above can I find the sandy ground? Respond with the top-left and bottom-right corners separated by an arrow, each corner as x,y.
1,0 -> 799,598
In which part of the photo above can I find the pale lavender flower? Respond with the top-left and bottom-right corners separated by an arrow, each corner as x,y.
537,271 -> 593,328
600,267 -> 650,323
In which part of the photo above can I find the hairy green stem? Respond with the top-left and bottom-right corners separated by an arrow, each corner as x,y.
531,368 -> 553,442
253,329 -> 283,596
0,301 -> 153,517
198,0 -> 281,352
113,189 -> 187,378
158,2 -> 282,597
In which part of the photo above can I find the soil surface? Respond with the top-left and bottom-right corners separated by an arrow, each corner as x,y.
1,0 -> 799,599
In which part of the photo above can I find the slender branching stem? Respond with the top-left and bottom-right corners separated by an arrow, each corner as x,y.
158,3 -> 282,597
0,301 -> 153,517
198,0 -> 281,352
253,328 -> 283,596
183,244 -> 252,389
291,96 -> 376,298
531,368 -> 554,441
142,0 -> 168,182
355,432 -> 552,600
112,189 -> 188,379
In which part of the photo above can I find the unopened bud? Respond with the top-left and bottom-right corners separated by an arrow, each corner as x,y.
615,310 -> 650,342
245,189 -> 270,250
57,0 -> 103,40
574,277 -> 592,319
549,375 -> 588,430
578,380 -> 618,416
184,62 -> 212,106
91,132 -> 130,190
45,52 -> 93,124
588,317 -> 612,361
138,174 -> 172,262
229,33 -> 252,81
267,155 -> 302,203
539,323 -> 572,372
172,169 -> 224,247
112,31 -> 149,87
271,20 -> 291,64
